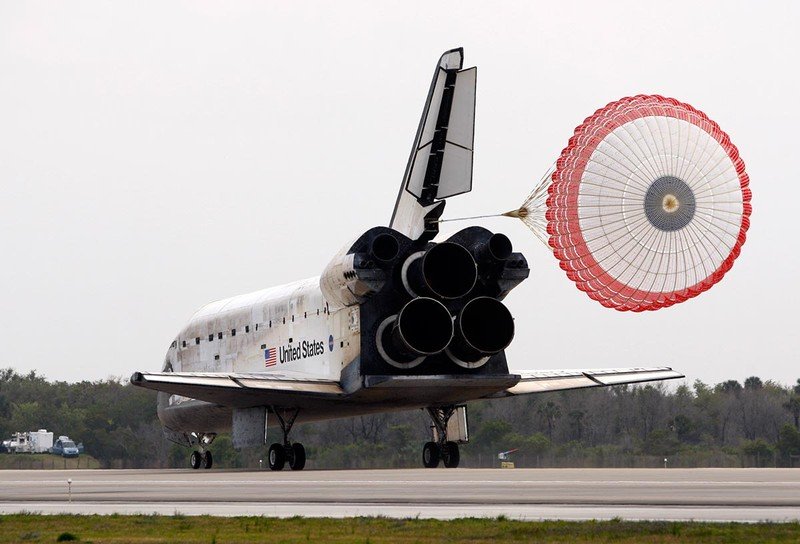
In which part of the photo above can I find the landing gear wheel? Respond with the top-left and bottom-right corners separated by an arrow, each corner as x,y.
202,450 -> 213,469
443,441 -> 460,468
268,442 -> 286,471
190,450 -> 201,470
289,443 -> 306,471
422,441 -> 440,468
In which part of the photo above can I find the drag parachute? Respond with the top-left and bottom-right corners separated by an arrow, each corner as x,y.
503,95 -> 751,311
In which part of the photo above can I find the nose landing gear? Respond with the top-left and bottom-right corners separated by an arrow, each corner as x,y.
267,407 -> 306,471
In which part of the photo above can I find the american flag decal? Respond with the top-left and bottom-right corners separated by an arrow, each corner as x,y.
264,347 -> 277,367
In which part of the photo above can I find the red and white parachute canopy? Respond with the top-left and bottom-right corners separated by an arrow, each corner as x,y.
517,95 -> 751,311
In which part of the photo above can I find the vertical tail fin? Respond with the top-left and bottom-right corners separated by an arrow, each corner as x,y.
390,48 -> 476,241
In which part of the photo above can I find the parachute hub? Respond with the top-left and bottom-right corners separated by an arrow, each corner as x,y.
643,175 -> 697,232
662,194 -> 680,213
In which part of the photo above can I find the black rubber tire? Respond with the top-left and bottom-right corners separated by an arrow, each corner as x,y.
190,450 -> 201,470
203,450 -> 213,469
268,442 -> 286,471
443,441 -> 460,468
422,441 -> 440,468
289,443 -> 306,471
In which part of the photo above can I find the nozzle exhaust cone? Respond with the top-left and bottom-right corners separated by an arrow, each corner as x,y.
370,233 -> 400,263
485,233 -> 513,262
447,296 -> 514,368
376,297 -> 454,369
402,242 -> 477,299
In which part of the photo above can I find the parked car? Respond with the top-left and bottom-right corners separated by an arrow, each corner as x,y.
52,437 -> 79,458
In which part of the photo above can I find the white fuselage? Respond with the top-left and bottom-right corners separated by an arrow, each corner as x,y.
164,278 -> 360,399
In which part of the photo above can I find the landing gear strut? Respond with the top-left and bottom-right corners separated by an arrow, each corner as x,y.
267,407 -> 306,471
423,407 -> 461,468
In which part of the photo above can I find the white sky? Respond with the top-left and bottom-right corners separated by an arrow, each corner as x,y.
1,1 -> 797,385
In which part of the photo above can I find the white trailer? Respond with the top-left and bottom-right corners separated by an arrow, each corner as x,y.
29,429 -> 53,453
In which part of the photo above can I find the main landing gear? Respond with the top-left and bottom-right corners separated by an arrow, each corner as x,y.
188,432 -> 215,470
190,450 -> 213,469
423,407 -> 461,468
267,407 -> 306,471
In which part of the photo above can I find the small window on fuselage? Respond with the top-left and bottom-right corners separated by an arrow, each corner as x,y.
218,332 -> 222,339
195,337 -> 200,345
182,340 -> 187,348
231,329 -> 236,336
245,325 -> 250,333
208,334 -> 214,341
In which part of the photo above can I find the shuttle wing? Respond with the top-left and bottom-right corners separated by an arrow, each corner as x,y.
131,367 -> 682,410
496,367 -> 684,396
131,371 -> 344,407
390,48 -> 476,240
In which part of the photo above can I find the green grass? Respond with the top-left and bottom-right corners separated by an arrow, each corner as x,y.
0,455 -> 101,470
0,515 -> 798,543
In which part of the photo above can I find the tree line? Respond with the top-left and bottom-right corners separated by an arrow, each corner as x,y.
1,367 -> 799,469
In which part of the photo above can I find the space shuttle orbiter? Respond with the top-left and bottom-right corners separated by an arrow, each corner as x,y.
131,49 -> 682,471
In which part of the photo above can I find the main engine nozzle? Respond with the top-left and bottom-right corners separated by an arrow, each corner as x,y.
376,297 -> 454,369
447,296 -> 515,368
402,242 -> 477,299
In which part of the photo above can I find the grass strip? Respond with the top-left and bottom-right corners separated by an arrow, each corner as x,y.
0,514 -> 798,543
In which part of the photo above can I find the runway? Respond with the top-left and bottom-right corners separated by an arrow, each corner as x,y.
2,468 -> 800,522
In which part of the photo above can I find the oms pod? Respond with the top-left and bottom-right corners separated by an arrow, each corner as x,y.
376,297 -> 454,369
446,296 -> 515,369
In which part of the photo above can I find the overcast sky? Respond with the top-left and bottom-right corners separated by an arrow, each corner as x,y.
1,1 -> 797,386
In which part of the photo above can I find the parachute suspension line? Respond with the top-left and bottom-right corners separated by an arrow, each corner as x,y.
438,212 -> 507,223
512,162 -> 555,247
436,163 -> 555,248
